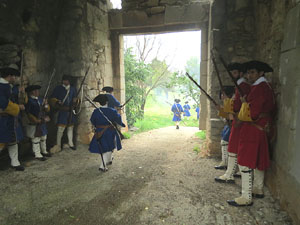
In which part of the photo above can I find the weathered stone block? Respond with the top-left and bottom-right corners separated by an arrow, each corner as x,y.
281,4 -> 300,51
146,6 -> 165,15
109,11 -> 123,29
165,5 -> 184,23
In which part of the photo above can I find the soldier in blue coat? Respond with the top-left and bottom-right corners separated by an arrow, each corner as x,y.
25,85 -> 51,160
49,75 -> 78,152
183,101 -> 191,119
0,65 -> 25,171
89,94 -> 125,172
102,86 -> 121,109
195,106 -> 200,120
171,99 -> 183,129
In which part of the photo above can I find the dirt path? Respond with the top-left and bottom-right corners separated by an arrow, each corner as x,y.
0,126 -> 293,225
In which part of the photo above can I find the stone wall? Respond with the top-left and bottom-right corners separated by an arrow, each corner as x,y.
0,0 -> 113,148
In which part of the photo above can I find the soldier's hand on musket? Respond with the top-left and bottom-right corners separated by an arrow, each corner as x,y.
240,95 -> 247,103
19,104 -> 25,110
44,116 -> 50,122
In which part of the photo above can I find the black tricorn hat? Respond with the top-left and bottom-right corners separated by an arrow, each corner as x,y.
102,86 -> 114,93
185,101 -> 188,104
175,99 -> 180,103
62,74 -> 72,81
25,85 -> 41,93
220,85 -> 235,99
228,63 -> 242,71
0,64 -> 20,77
244,60 -> 273,73
93,94 -> 108,105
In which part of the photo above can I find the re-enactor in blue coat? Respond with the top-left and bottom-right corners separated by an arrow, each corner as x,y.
49,75 -> 78,152
183,101 -> 191,118
89,94 -> 125,172
102,86 -> 121,109
0,65 -> 25,171
171,99 -> 183,129
25,85 -> 51,160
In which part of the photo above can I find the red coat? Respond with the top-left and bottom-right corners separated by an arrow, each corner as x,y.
227,79 -> 251,154
237,77 -> 275,170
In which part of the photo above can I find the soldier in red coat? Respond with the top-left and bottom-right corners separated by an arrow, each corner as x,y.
227,60 -> 275,207
215,63 -> 251,183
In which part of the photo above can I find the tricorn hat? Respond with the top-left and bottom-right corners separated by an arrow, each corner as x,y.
185,101 -> 188,104
175,99 -> 180,103
62,74 -> 72,81
25,85 -> 41,93
102,86 -> 114,93
244,60 -> 273,73
228,63 -> 242,71
0,64 -> 20,77
93,94 -> 108,105
220,85 -> 235,99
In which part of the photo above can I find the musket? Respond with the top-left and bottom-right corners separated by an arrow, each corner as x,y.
185,72 -> 218,106
120,96 -> 133,108
85,95 -> 125,140
213,48 -> 243,96
67,66 -> 90,125
211,50 -> 225,93
35,68 -> 56,137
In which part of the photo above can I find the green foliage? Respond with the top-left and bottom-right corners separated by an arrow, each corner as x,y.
193,146 -> 201,154
124,48 -> 151,126
122,132 -> 131,139
167,56 -> 200,105
195,130 -> 206,140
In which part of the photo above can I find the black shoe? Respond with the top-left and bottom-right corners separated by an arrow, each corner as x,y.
70,146 -> 76,150
107,161 -> 112,165
99,167 -> 108,172
253,193 -> 264,198
227,200 -> 253,207
214,177 -> 235,183
233,173 -> 241,178
176,125 -> 179,129
36,157 -> 47,161
214,165 -> 227,170
12,165 -> 25,171
42,152 -> 52,157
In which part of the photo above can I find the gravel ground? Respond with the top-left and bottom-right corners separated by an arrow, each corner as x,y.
0,126 -> 294,225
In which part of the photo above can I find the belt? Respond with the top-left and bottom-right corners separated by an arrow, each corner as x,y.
95,125 -> 114,139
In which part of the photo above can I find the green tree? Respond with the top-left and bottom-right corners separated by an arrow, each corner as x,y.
124,48 -> 151,126
167,56 -> 201,106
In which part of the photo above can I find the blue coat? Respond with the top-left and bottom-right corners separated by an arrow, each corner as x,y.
183,104 -> 191,117
106,94 -> 120,109
25,96 -> 48,136
89,107 -> 125,154
50,85 -> 77,126
221,125 -> 231,142
0,82 -> 23,143
196,107 -> 200,119
171,103 -> 183,122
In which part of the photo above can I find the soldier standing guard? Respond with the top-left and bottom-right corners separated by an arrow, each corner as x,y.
183,101 -> 191,119
0,65 -> 25,171
25,85 -> 51,160
215,63 -> 251,181
227,60 -> 275,207
171,99 -> 183,129
49,75 -> 78,152
89,94 -> 125,172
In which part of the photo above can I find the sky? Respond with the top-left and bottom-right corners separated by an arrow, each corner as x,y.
124,31 -> 201,72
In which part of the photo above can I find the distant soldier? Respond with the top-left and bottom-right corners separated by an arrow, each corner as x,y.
183,101 -> 191,119
195,106 -> 200,120
227,60 -> 275,207
25,85 -> 51,160
49,75 -> 78,152
171,99 -> 183,129
89,94 -> 125,172
102,86 -> 121,109
0,64 -> 25,171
